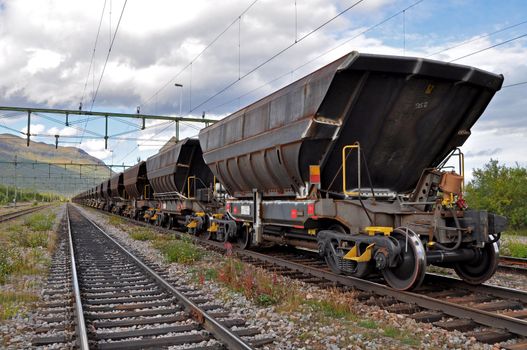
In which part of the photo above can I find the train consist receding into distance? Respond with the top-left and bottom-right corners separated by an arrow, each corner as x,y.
73,51 -> 507,291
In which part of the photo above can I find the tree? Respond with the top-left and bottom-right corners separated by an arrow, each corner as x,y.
465,160 -> 527,229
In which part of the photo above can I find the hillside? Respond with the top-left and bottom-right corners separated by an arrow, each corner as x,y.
0,133 -> 112,197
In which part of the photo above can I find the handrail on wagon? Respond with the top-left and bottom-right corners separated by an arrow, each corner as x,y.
342,142 -> 361,197
438,148 -> 465,193
187,176 -> 209,199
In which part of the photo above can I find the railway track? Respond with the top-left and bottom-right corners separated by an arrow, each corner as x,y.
91,207 -> 527,349
33,205 -> 271,349
499,256 -> 527,275
0,204 -> 53,223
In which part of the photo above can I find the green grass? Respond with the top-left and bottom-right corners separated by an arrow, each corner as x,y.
129,227 -> 156,241
108,216 -> 124,226
304,298 -> 357,320
358,319 -> 378,329
382,326 -> 419,346
154,236 -> 203,264
23,212 -> 56,231
0,291 -> 38,320
503,228 -> 527,237
9,231 -> 48,248
501,239 -> 527,258
0,246 -> 20,284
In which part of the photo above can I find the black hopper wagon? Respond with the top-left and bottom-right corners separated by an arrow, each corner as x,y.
198,51 -> 506,290
74,51 -> 506,291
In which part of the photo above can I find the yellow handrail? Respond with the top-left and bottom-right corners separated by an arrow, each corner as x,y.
342,142 -> 361,196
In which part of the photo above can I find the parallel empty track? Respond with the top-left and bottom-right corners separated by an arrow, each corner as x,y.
0,204 -> 52,223
34,205 -> 271,349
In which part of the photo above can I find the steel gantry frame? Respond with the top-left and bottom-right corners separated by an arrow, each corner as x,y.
0,106 -> 216,148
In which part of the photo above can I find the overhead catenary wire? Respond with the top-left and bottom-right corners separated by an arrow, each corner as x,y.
207,0 -> 425,114
427,19 -> 527,57
503,81 -> 527,88
89,0 -> 128,111
450,33 -> 527,62
80,0 -> 107,110
141,0 -> 260,109
80,0 -> 128,145
190,0 -> 366,113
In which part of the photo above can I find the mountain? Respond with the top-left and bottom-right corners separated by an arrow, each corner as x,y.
0,133 -> 113,197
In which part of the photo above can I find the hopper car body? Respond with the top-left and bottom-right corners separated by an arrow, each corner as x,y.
73,51 -> 506,291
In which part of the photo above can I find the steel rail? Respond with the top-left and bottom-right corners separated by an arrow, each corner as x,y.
0,204 -> 53,223
500,256 -> 527,266
237,249 -> 527,337
498,256 -> 527,275
65,206 -> 90,349
425,273 -> 527,303
73,206 -> 254,350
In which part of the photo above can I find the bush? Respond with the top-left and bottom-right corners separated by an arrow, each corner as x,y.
465,160 -> 527,229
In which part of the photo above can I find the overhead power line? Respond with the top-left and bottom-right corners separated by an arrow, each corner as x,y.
207,0 -> 425,114
89,0 -> 128,111
191,0 -> 366,113
503,80 -> 527,88
141,0 -> 260,109
80,0 -> 107,109
427,19 -> 527,58
450,33 -> 527,62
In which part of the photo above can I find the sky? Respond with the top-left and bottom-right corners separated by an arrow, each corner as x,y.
0,0 -> 526,184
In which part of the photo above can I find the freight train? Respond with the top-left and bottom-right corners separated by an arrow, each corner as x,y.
73,51 -> 507,291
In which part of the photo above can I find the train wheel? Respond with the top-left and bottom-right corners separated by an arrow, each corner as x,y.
168,216 -> 176,229
453,236 -> 499,285
237,226 -> 252,250
382,228 -> 426,291
201,230 -> 212,240
324,238 -> 343,274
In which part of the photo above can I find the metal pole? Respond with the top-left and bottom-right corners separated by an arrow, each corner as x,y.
14,155 -> 17,208
26,111 -> 31,146
104,115 -> 108,150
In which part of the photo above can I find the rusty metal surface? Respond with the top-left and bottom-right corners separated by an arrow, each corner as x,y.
96,184 -> 104,199
123,161 -> 149,199
102,179 -> 111,200
145,138 -> 214,196
110,173 -> 125,199
199,51 -> 503,198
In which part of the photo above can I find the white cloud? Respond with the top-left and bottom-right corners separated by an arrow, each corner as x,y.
0,0 -> 525,174
23,48 -> 64,74
21,123 -> 46,134
81,138 -> 111,159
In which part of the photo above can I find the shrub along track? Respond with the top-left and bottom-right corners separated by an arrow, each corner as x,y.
89,206 -> 527,350
33,204 -> 272,349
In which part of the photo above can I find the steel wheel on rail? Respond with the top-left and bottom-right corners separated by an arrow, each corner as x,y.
323,224 -> 346,274
322,224 -> 373,278
382,228 -> 426,291
237,225 -> 252,250
168,216 -> 176,230
453,235 -> 499,285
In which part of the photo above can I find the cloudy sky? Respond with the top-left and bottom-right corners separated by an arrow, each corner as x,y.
0,0 -> 526,181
